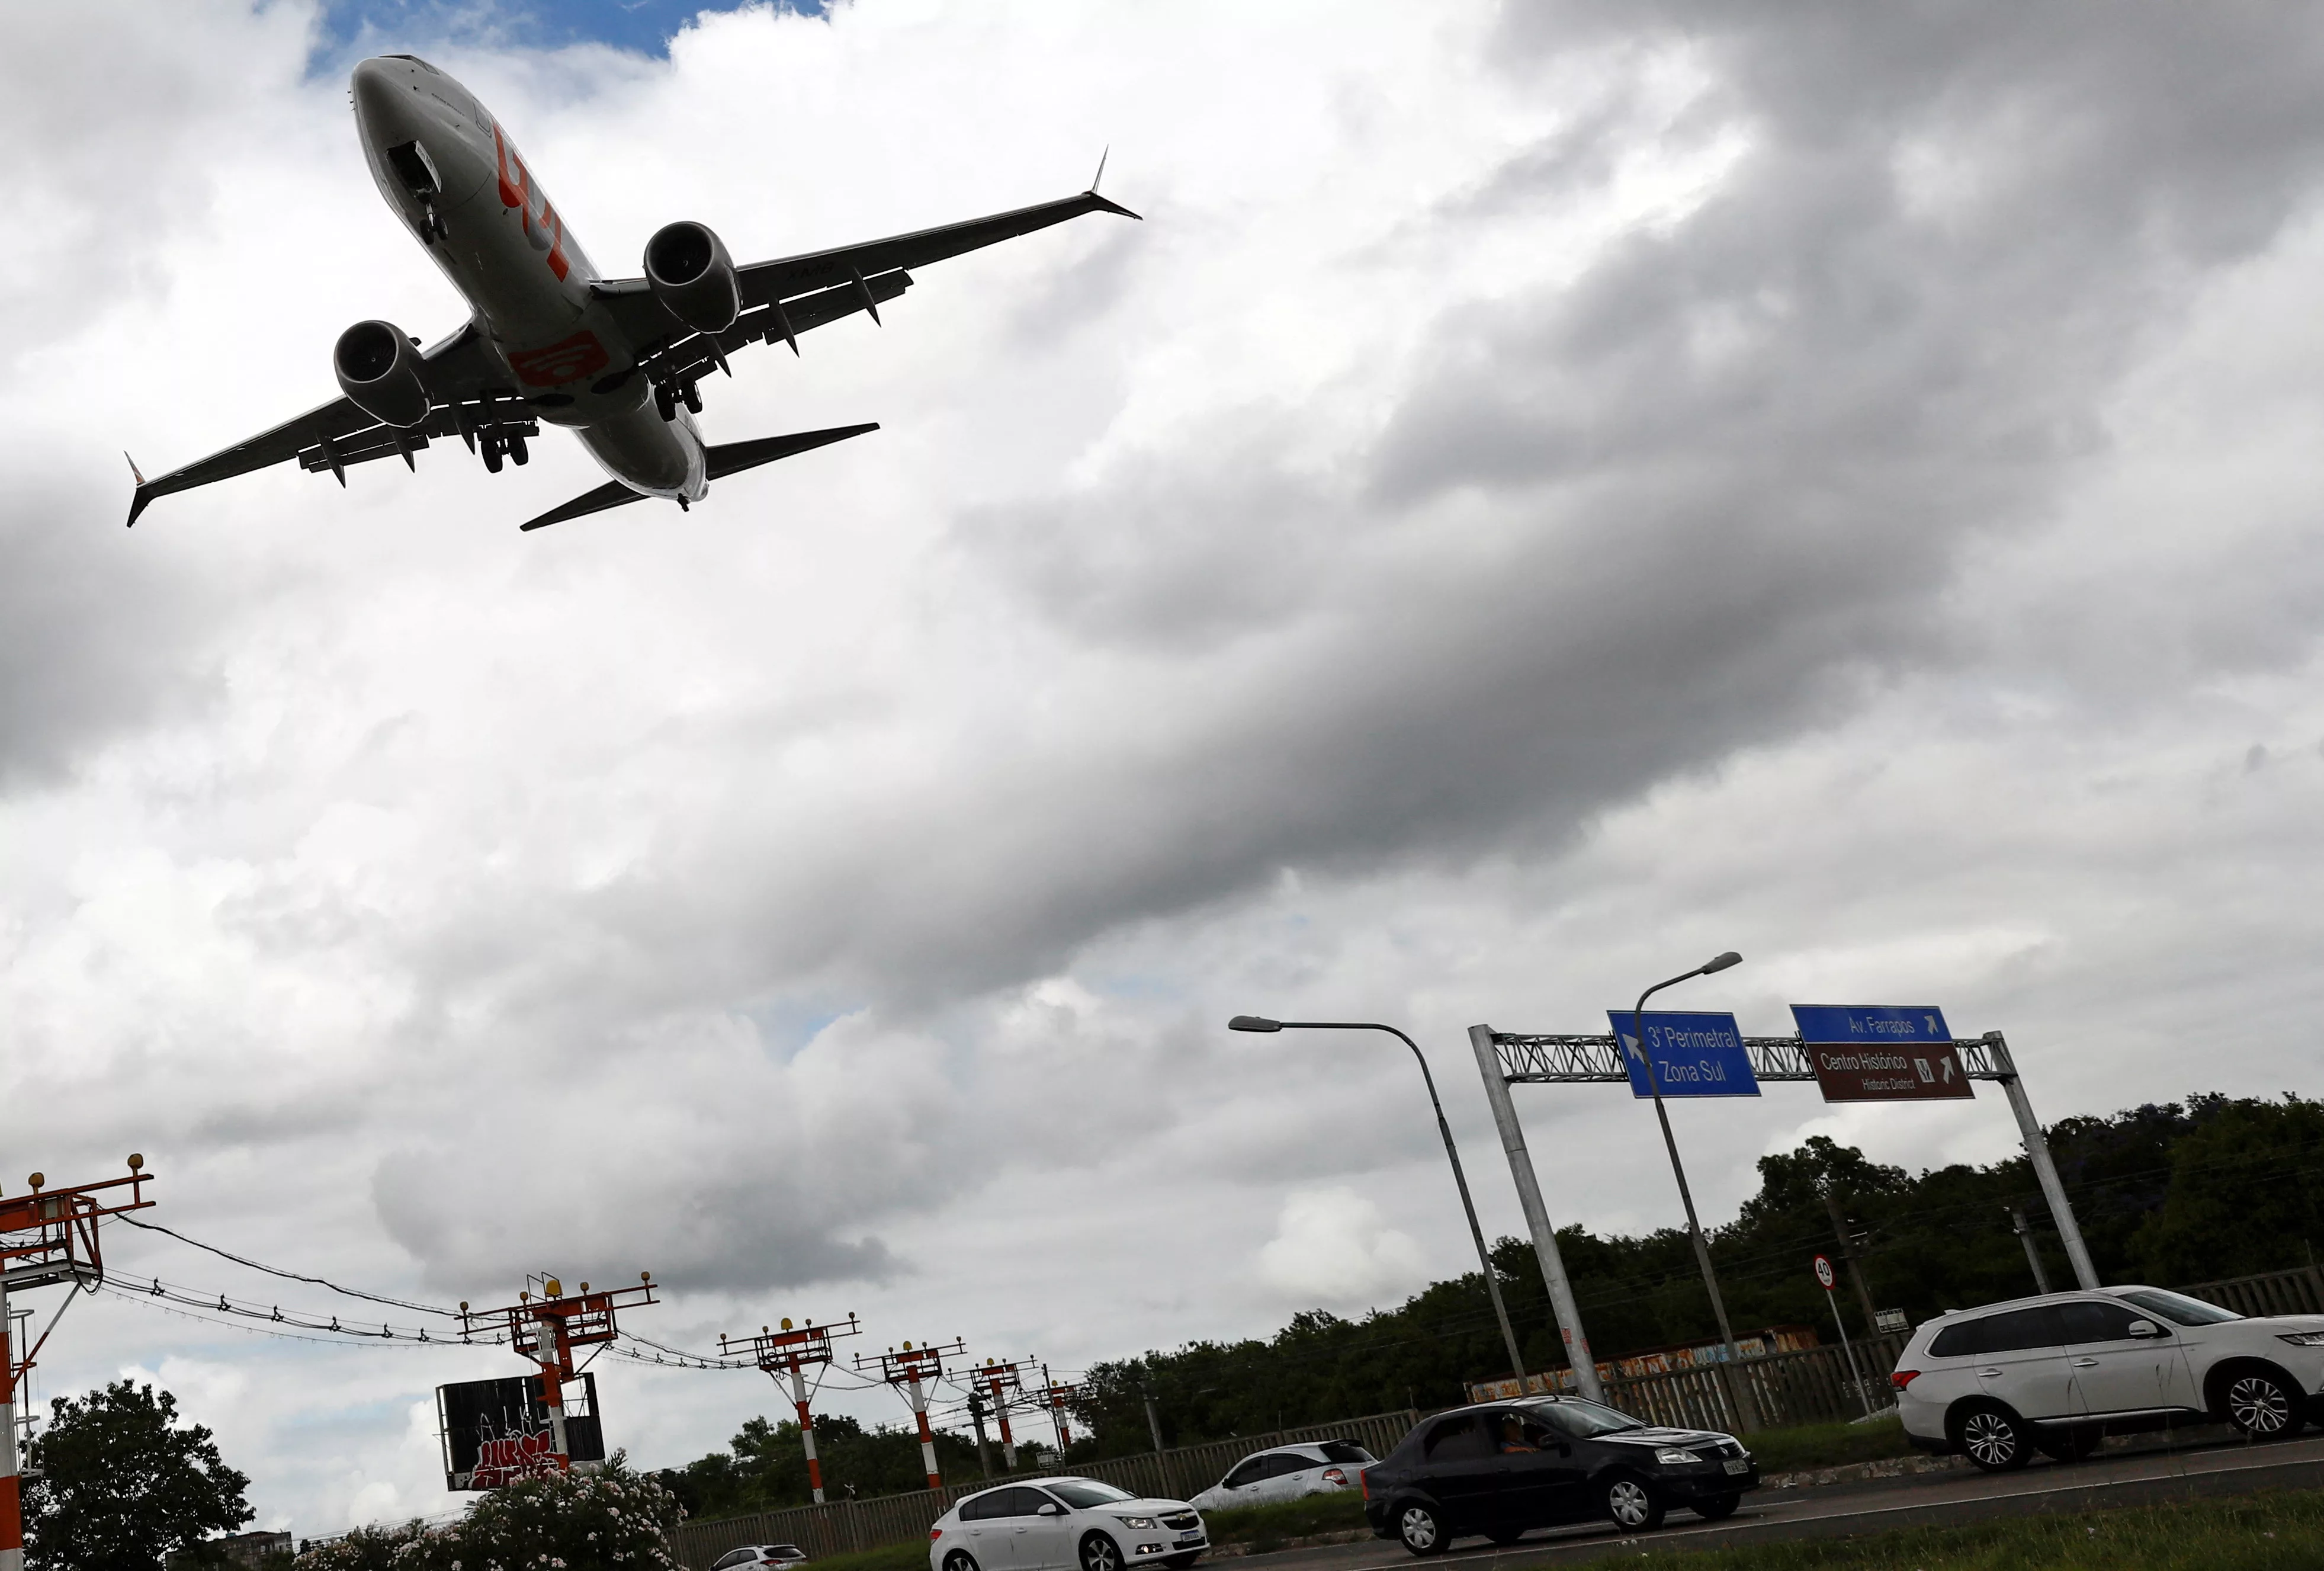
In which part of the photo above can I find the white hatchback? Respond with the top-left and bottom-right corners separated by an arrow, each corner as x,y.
930,1477 -> 1206,1571
1892,1284 -> 2324,1471
1189,1440 -> 1376,1511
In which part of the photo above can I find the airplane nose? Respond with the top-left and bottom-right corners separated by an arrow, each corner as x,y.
350,57 -> 422,148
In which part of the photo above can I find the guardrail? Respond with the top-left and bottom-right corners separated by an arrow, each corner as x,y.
674,1410 -> 1420,1569
2184,1264 -> 2324,1319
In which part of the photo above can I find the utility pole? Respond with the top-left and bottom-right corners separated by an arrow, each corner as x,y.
1,1157 -> 156,1571
2008,1207 -> 2053,1294
967,1390 -> 994,1479
857,1339 -> 965,1491
720,1313 -> 862,1503
1821,1188 -> 1880,1339
1141,1377 -> 1166,1454
462,1272 -> 658,1476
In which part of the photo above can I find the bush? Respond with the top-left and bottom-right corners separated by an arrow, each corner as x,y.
296,1458 -> 686,1571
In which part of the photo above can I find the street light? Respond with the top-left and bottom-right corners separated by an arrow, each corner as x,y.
1230,1015 -> 1532,1390
1625,951 -> 1763,1431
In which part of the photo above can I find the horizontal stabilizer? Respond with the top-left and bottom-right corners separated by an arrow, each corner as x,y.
706,422 -> 879,480
518,479 -> 647,532
517,422 -> 879,532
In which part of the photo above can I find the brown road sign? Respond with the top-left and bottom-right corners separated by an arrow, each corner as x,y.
1807,1041 -> 1974,1102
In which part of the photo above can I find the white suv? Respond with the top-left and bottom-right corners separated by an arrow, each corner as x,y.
1892,1284 -> 2324,1471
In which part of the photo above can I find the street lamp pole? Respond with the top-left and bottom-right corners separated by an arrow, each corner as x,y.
1626,952 -> 1762,1431
1230,1016 -> 1532,1390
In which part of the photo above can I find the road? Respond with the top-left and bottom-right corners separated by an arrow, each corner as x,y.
1232,1432 -> 2324,1568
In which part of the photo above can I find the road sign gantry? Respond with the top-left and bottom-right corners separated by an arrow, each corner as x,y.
721,1313 -> 861,1502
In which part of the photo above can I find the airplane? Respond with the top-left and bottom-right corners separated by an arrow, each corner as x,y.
124,54 -> 1137,532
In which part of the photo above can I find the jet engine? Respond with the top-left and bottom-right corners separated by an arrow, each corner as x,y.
333,320 -> 432,428
644,220 -> 740,335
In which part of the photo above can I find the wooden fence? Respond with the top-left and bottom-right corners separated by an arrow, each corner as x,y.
1597,1333 -> 1906,1435
674,1410 -> 1418,1570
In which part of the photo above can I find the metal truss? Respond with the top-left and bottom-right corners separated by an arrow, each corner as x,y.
1490,1033 -> 2017,1085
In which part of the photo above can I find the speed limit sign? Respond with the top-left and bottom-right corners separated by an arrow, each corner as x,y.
1813,1253 -> 1837,1290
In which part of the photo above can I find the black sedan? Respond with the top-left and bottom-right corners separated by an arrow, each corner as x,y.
1360,1397 -> 1757,1552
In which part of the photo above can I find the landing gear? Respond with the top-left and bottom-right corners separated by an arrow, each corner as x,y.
508,432 -> 529,466
680,380 -> 703,414
654,383 -> 676,422
482,435 -> 503,474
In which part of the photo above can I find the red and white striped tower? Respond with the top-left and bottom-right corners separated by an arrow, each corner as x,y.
978,1359 -> 1026,1470
2,1268 -> 19,1571
857,1338 -> 965,1493
721,1313 -> 860,1504
1041,1365 -> 1082,1453
463,1272 -> 658,1480
0,1158 -> 156,1571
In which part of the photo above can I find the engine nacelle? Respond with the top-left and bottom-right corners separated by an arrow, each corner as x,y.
644,220 -> 740,335
333,320 -> 431,428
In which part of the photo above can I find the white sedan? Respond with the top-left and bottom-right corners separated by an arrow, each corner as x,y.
930,1477 -> 1207,1571
1189,1440 -> 1376,1511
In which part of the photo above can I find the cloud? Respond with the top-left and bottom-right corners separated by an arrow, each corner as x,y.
1258,1187 -> 1427,1308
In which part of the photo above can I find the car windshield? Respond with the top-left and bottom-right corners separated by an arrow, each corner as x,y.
1525,1399 -> 1644,1437
1047,1481 -> 1138,1508
2117,1288 -> 2243,1327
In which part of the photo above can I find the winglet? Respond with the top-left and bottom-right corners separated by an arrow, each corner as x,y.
1091,145 -> 1109,194
1083,150 -> 1140,220
124,451 -> 152,528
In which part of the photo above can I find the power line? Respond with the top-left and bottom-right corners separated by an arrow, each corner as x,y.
116,1215 -> 460,1318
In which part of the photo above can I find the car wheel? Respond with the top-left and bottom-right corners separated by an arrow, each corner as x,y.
1080,1534 -> 1124,1571
2034,1426 -> 2100,1463
2221,1368 -> 2305,1439
1598,1473 -> 1664,1532
943,1553 -> 980,1571
1691,1493 -> 1741,1521
1396,1502 -> 1447,1557
1953,1403 -> 2031,1473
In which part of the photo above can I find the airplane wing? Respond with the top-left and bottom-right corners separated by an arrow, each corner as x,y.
124,322 -> 526,525
589,186 -> 1139,382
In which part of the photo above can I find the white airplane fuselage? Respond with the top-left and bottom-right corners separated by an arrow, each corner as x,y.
350,55 -> 707,499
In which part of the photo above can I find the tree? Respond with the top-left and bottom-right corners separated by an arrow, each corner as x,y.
25,1380 -> 253,1571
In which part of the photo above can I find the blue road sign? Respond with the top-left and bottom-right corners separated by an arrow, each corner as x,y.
1789,1005 -> 1952,1044
1609,1011 -> 1761,1098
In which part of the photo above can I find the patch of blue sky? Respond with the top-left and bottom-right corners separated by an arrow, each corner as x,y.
741,998 -> 858,1059
312,0 -> 826,65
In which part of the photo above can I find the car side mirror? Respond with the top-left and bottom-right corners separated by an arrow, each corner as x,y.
2126,1319 -> 2163,1338
1038,1503 -> 1066,1517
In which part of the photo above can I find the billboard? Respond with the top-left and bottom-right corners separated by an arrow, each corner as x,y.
438,1373 -> 604,1490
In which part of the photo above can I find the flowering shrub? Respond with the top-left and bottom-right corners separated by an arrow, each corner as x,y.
297,1459 -> 686,1571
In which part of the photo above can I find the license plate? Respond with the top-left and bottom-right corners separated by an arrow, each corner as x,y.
1722,1458 -> 1749,1476
1176,1532 -> 1204,1544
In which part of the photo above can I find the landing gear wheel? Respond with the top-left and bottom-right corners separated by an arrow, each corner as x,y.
482,438 -> 503,474
1485,1527 -> 1525,1546
1691,1493 -> 1741,1521
681,380 -> 703,414
943,1554 -> 980,1571
509,434 -> 529,466
1079,1534 -> 1123,1571
2035,1426 -> 2100,1463
1955,1404 -> 2032,1472
1599,1474 -> 1663,1532
655,383 -> 676,421
2223,1369 -> 2304,1438
1395,1503 -> 1446,1557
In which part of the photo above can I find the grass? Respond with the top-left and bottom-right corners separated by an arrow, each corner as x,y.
1741,1415 -> 1918,1476
1622,1487 -> 2324,1569
797,1543 -> 936,1571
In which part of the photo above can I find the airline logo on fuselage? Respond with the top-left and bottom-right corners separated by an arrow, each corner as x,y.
509,331 -> 611,387
492,121 -> 570,282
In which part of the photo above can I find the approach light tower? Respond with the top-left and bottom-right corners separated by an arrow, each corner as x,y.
975,1358 -> 1029,1470
1037,1364 -> 1083,1454
460,1272 -> 657,1475
1,1157 -> 156,1571
858,1338 -> 966,1490
720,1313 -> 862,1503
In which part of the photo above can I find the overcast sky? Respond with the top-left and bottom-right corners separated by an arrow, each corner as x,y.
10,0 -> 2324,1541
